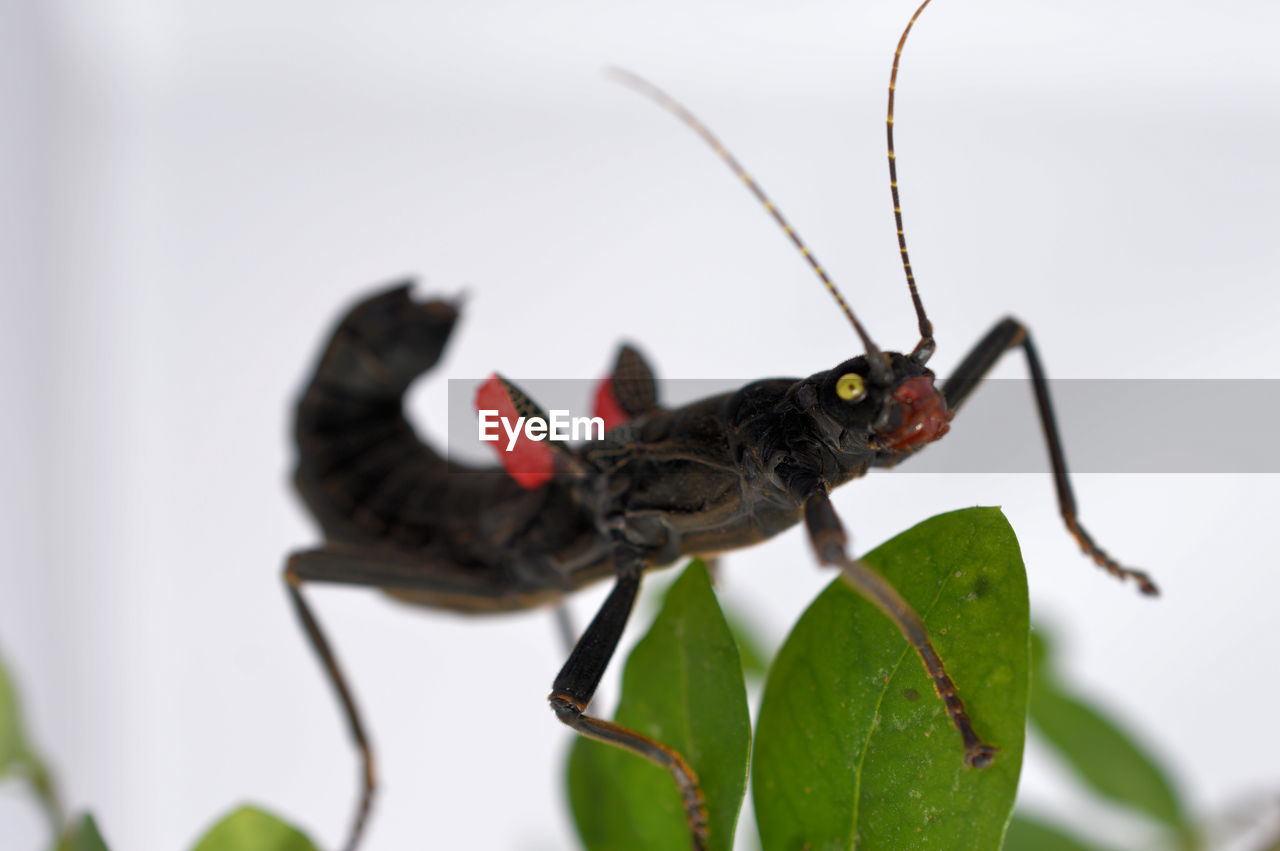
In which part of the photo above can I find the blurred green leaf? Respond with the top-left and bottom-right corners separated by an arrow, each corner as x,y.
55,813 -> 112,851
752,507 -> 1030,850
643,563 -> 770,682
723,609 -> 770,681
1003,813 -> 1115,851
190,805 -> 318,851
1029,630 -> 1196,847
0,651 -> 20,771
568,559 -> 751,850
0,647 -> 62,832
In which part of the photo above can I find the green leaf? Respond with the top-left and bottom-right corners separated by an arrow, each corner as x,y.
1029,630 -> 1195,845
0,647 -> 62,832
753,507 -> 1030,850
723,609 -> 770,681
55,813 -> 112,851
190,805 -> 318,851
1003,813 -> 1114,851
0,651 -> 21,772
568,559 -> 751,850
645,561 -> 770,682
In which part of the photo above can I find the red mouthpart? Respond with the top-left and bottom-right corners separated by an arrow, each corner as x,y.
879,376 -> 952,452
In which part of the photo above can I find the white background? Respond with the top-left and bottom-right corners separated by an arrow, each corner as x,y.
2,0 -> 1279,848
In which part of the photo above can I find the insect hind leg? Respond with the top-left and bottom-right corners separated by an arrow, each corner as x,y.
284,554 -> 377,851
284,543 -> 549,851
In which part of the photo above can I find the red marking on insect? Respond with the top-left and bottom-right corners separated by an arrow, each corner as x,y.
593,376 -> 631,433
475,374 -> 554,489
879,376 -> 953,452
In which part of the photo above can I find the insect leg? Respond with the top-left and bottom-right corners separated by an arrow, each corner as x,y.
552,603 -> 578,655
548,548 -> 709,850
284,543 -> 539,851
284,555 -> 377,851
941,317 -> 1158,595
803,488 -> 998,769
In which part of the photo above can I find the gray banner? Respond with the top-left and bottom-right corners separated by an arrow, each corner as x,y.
446,378 -> 1280,473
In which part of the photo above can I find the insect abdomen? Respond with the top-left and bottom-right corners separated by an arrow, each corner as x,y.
292,284 -> 479,547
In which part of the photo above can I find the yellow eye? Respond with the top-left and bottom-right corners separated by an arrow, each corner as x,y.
835,372 -> 866,402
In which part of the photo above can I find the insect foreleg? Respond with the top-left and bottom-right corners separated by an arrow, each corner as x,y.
802,489 -> 999,769
548,547 -> 709,850
941,317 -> 1158,595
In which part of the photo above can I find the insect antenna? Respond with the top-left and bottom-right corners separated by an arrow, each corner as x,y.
888,0 -> 938,364
607,66 -> 895,386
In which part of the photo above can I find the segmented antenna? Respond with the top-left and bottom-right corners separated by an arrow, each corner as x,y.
607,67 -> 894,386
888,0 -> 937,364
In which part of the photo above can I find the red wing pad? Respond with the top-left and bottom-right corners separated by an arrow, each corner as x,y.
475,374 -> 554,489
593,344 -> 659,431
593,376 -> 631,433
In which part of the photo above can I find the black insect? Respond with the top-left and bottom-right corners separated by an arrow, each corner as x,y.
283,1 -> 1157,848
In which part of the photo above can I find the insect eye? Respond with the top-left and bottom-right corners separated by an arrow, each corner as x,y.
835,373 -> 866,402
